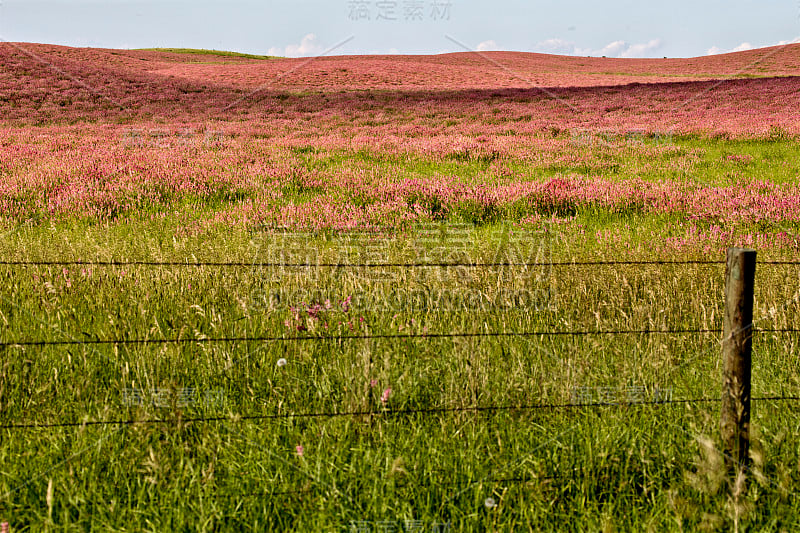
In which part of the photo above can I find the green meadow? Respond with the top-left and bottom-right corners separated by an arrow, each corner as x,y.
1,134 -> 800,532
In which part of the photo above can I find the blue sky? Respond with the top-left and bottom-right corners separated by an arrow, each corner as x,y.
1,0 -> 798,58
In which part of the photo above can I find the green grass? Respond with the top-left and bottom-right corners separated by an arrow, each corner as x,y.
137,48 -> 280,60
1,134 -> 800,530
1,217 -> 800,531
288,135 -> 800,190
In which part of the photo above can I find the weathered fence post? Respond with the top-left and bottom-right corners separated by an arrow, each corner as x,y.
720,247 -> 756,482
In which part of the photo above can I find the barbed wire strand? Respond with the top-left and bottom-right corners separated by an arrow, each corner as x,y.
0,328 -> 732,349
0,473 -> 571,509
7,327 -> 800,349
0,474 -> 572,510
0,260 -> 798,267
3,396 -> 799,431
0,260 -> 740,267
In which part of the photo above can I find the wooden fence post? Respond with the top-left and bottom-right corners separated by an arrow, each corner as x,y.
720,247 -> 756,481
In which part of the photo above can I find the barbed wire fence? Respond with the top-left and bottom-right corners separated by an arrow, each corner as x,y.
0,253 -> 799,512
1,256 -> 799,424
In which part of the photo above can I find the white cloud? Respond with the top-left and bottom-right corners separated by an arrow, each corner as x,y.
533,38 -> 579,55
706,42 -> 753,55
267,33 -> 324,58
532,38 -> 663,58
706,38 -> 800,56
619,39 -> 663,58
476,40 -> 500,52
596,40 -> 628,57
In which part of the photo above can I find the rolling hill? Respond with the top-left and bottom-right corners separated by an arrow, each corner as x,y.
1,42 -> 799,135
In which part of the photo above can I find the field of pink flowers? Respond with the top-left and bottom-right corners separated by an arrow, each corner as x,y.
1,43 -> 799,251
2,43 -> 799,134
6,43 -> 800,533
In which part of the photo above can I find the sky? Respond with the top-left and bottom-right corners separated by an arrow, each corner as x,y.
0,0 -> 798,59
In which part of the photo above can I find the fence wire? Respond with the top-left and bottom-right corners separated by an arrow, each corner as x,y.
0,259 -> 798,267
0,328 -> 729,349
0,259 -> 745,267
2,396 -> 799,431
5,327 -> 800,349
1,254 -> 798,516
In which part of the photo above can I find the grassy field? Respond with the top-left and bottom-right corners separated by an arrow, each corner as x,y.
1,162 -> 800,531
2,43 -> 800,531
136,48 -> 279,60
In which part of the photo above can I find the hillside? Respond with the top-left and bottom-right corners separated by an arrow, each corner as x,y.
1,42 -> 799,135
5,42 -> 800,89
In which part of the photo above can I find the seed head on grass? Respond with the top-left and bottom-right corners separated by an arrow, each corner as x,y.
685,435 -> 724,495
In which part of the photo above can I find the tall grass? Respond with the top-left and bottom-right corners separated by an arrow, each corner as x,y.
0,220 -> 799,530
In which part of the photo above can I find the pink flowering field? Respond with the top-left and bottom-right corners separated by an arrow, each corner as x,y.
1,42 -> 799,257
3,43 -> 800,531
